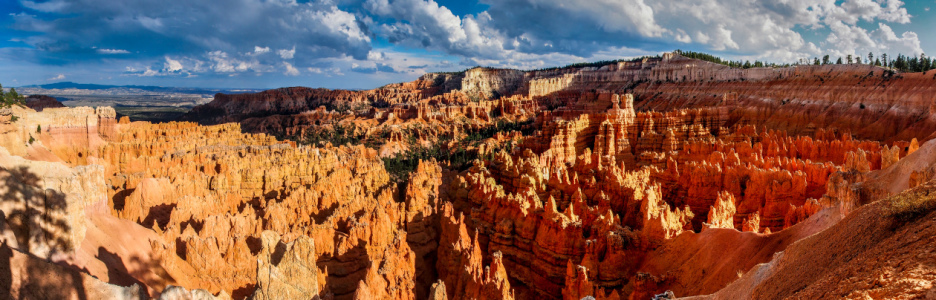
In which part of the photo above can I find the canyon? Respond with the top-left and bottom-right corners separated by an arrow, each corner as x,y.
2,53 -> 936,299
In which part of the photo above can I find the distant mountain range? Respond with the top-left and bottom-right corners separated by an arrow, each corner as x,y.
20,81 -> 263,95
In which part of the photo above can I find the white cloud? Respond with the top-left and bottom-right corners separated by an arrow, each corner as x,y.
366,0 -> 510,59
208,51 -> 236,73
142,68 -> 159,77
871,23 -> 922,56
97,48 -> 130,54
48,74 -> 65,81
254,46 -> 271,54
367,51 -> 387,61
206,51 -> 270,73
307,67 -> 344,76
361,0 -> 917,65
164,56 -> 184,72
13,0 -> 374,66
283,62 -> 300,76
277,47 -> 295,60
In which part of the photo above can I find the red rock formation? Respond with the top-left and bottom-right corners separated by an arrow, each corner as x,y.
705,191 -> 736,230
4,53 -> 934,300
23,95 -> 66,111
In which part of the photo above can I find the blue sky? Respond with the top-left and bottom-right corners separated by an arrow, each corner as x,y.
0,0 -> 932,89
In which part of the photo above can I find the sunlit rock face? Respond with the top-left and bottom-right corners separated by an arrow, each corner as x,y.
2,54 -> 936,299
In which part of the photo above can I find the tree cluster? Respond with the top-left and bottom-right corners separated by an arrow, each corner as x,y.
0,83 -> 25,107
382,119 -> 531,183
677,50 -> 936,74
300,123 -> 384,149
675,50 -> 791,69
798,52 -> 935,73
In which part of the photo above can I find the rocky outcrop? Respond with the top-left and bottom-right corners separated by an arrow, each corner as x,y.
461,67 -> 525,100
0,146 -> 106,258
250,231 -> 321,300
705,192 -> 736,230
24,95 -> 66,111
436,202 -> 514,300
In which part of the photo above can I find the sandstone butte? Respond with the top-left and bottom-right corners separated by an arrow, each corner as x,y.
1,53 -> 935,300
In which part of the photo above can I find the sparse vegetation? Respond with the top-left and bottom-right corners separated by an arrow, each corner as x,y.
885,183 -> 936,227
381,119 -> 531,183
301,122 -> 383,149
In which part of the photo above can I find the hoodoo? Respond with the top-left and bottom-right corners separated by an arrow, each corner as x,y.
3,52 -> 936,299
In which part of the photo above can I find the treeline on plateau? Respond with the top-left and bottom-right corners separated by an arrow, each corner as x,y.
677,50 -> 793,69
677,49 -> 936,73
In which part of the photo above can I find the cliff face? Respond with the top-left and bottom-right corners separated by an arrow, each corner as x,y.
461,67 -> 525,100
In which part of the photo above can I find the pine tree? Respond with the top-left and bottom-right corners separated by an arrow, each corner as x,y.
836,57 -> 843,64
921,53 -> 929,72
847,54 -> 853,64
868,52 -> 874,65
822,55 -> 831,65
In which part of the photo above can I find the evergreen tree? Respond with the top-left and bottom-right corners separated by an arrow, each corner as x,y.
822,55 -> 831,65
921,53 -> 929,72
847,54 -> 853,64
814,58 -> 820,65
868,52 -> 874,65
836,57 -> 843,64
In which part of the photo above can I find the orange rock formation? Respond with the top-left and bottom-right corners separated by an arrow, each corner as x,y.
2,53 -> 935,300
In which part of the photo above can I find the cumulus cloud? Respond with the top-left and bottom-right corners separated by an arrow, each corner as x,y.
871,23 -> 922,56
48,74 -> 65,80
278,47 -> 296,60
164,56 -> 184,72
253,46 -> 270,55
360,0 -> 920,64
308,67 -> 344,76
350,62 -> 377,74
283,62 -> 300,76
13,0 -> 372,66
4,0 -> 927,87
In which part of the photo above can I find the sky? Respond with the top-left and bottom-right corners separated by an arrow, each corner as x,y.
0,0 -> 933,90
